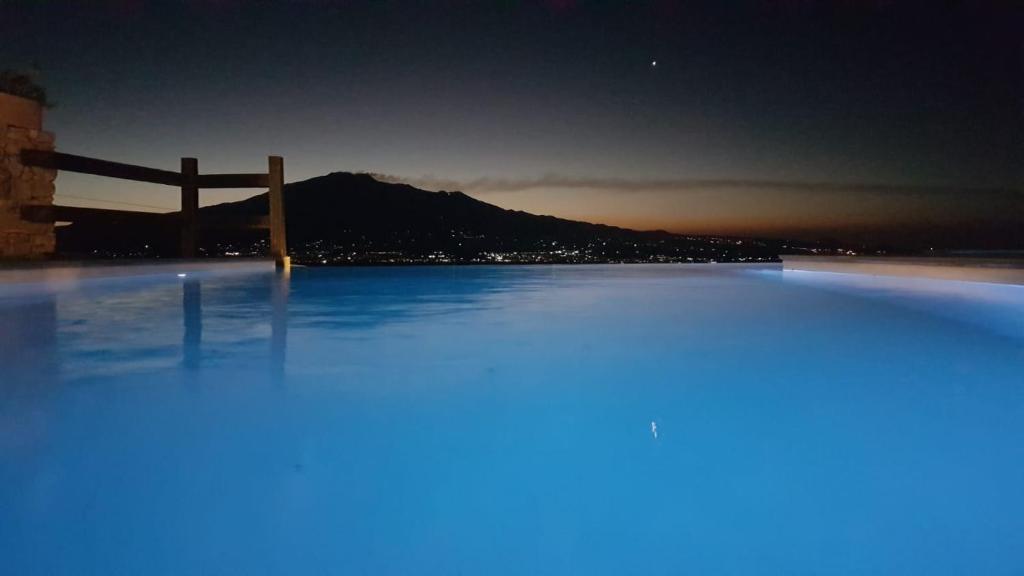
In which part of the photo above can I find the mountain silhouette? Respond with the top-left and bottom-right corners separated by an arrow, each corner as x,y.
57,172 -> 780,263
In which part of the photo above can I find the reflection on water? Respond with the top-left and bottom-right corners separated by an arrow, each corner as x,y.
2,264 -> 1023,575
182,279 -> 202,371
285,266 -> 554,331
0,265 -> 561,383
781,269 -> 1024,339
3,264 -> 1022,384
0,297 -> 57,392
180,272 -> 291,380
270,269 -> 289,382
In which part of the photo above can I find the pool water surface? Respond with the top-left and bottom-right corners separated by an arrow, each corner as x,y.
1,264 -> 1022,575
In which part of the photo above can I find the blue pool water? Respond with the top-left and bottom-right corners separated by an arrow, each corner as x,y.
1,264 -> 1022,575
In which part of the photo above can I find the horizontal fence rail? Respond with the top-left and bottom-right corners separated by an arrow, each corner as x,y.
22,205 -> 170,224
21,150 -> 182,186
20,150 -> 274,190
20,205 -> 270,229
19,150 -> 286,266
196,173 -> 270,188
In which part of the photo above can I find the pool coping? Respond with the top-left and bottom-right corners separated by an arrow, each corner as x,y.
782,255 -> 1024,285
0,258 -> 276,285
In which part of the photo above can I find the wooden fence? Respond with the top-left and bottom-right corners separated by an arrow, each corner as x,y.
19,150 -> 288,267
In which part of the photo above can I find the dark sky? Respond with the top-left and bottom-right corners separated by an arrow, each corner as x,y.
3,0 -> 1022,248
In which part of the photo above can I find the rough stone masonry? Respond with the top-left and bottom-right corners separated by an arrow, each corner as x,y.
0,93 -> 56,259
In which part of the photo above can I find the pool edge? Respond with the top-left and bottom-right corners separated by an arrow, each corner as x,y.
0,258 -> 276,285
782,256 -> 1024,286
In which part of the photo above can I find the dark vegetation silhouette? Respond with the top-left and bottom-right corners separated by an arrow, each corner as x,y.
0,68 -> 51,107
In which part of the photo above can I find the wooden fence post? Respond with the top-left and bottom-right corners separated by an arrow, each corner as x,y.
268,155 -> 288,269
180,157 -> 199,258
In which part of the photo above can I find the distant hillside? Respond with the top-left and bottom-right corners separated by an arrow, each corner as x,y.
58,172 -> 783,263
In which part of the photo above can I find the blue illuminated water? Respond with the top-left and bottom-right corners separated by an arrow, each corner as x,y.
2,264 -> 1022,575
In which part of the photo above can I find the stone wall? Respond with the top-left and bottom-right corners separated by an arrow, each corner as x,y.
0,94 -> 56,259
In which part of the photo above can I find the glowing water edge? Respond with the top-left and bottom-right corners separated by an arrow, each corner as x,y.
2,264 -> 1022,575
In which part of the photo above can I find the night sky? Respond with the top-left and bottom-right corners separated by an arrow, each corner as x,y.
3,1 -> 1021,248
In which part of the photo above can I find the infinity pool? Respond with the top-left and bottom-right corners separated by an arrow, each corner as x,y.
2,264 -> 1022,575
